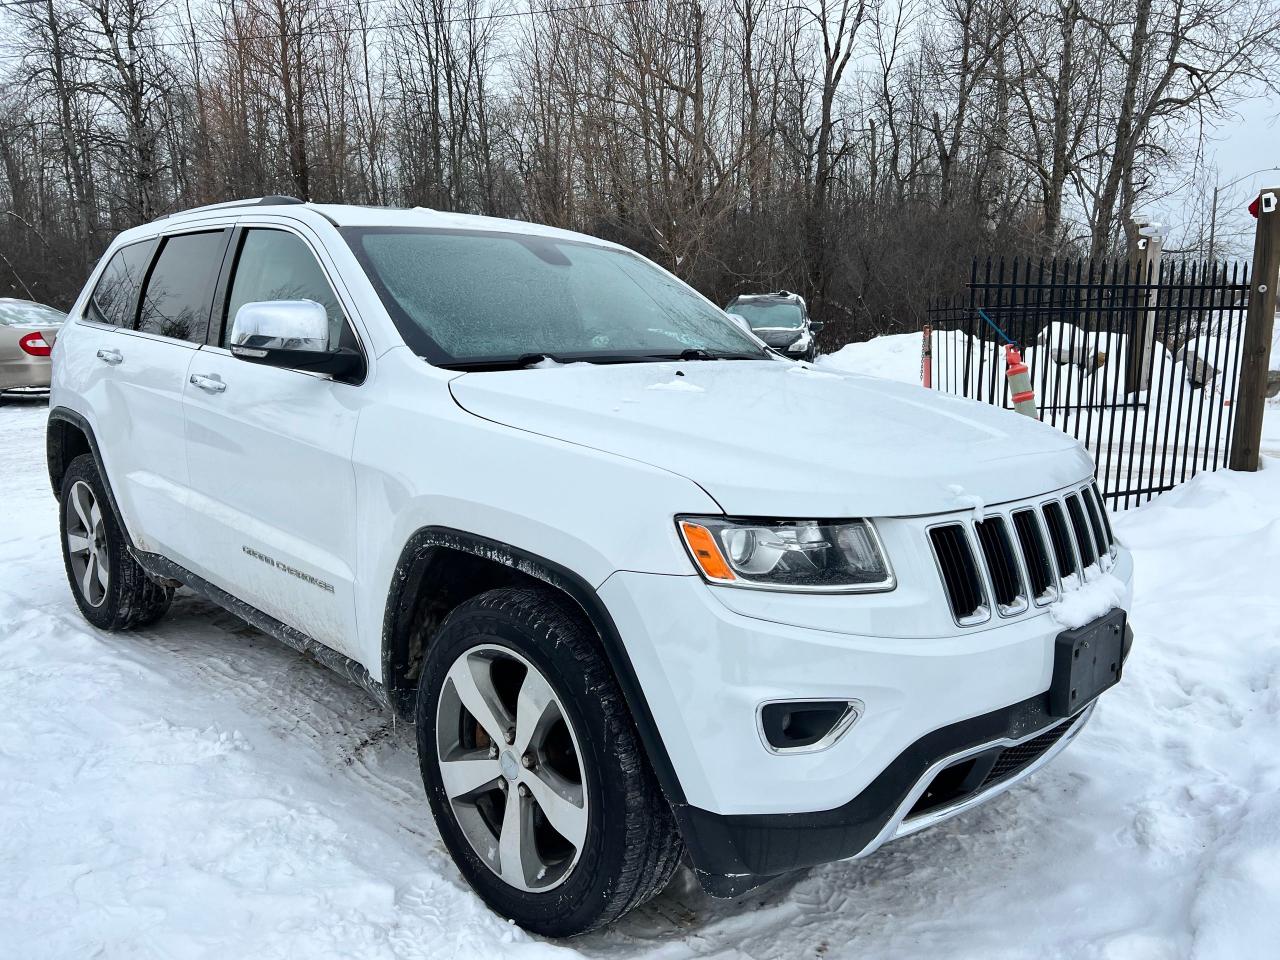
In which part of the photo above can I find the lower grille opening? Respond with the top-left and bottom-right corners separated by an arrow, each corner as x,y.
904,717 -> 1079,821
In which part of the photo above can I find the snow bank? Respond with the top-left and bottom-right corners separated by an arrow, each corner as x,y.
1,401 -> 1278,958
818,333 -> 923,384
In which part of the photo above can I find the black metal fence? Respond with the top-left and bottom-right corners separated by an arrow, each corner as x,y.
926,257 -> 1252,508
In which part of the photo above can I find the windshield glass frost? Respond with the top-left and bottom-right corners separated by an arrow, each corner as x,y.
346,228 -> 765,365
726,301 -> 804,329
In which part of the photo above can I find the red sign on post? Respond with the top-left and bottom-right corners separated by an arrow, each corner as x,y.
1249,195 -> 1260,219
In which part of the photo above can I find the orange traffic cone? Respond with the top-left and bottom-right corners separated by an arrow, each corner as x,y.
1006,345 -> 1037,418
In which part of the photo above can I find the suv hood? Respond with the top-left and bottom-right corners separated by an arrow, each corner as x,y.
449,360 -> 1093,517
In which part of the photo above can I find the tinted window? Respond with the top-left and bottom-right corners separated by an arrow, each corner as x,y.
86,240 -> 154,327
224,229 -> 352,350
137,231 -> 228,342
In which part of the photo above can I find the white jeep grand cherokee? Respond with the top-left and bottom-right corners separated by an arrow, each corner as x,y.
48,197 -> 1133,936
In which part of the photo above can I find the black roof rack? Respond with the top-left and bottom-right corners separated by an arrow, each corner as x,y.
258,195 -> 305,206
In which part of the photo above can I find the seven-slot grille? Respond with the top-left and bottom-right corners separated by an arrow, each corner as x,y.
930,482 -> 1117,625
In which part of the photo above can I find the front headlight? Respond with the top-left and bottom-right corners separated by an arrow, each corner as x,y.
787,332 -> 812,352
677,516 -> 894,592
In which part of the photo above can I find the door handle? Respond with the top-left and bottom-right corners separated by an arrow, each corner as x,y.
95,348 -> 123,365
189,373 -> 227,394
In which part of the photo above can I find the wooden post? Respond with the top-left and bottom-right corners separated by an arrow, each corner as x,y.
1125,221 -> 1163,394
1229,187 -> 1280,472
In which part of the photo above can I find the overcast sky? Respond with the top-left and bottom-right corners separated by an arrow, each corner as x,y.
1148,88 -> 1279,255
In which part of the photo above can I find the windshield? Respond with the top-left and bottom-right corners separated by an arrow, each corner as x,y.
726,300 -> 804,330
0,300 -> 65,326
345,228 -> 768,367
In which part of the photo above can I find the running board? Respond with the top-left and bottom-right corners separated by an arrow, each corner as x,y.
132,549 -> 392,713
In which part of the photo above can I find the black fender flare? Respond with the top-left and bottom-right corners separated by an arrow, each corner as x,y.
381,526 -> 690,814
46,407 -> 135,546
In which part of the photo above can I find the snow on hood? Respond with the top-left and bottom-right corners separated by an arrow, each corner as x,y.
449,360 -> 1095,517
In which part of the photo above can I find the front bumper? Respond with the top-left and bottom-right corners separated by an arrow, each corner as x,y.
597,545 -> 1134,894
677,686 -> 1114,895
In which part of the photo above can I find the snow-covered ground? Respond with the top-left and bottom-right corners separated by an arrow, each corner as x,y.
2,388 -> 1279,958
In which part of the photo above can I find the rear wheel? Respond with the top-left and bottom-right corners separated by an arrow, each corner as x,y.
416,587 -> 682,936
59,454 -> 173,630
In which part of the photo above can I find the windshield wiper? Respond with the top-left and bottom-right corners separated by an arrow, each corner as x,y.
651,348 -> 769,362
439,348 -> 768,371
439,353 -> 569,371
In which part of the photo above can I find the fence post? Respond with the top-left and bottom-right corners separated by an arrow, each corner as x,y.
1125,219 -> 1163,393
921,324 -> 932,387
1228,186 -> 1280,472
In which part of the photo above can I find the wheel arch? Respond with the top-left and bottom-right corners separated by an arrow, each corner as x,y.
381,526 -> 689,812
47,410 -> 130,547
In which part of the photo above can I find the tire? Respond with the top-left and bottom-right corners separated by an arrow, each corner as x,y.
59,453 -> 173,630
416,586 -> 683,936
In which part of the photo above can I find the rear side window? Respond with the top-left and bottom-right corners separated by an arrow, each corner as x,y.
86,240 -> 154,327
223,229 -> 353,350
137,230 -> 229,343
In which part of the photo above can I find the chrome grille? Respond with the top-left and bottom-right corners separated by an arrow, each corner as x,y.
1042,500 -> 1078,580
1011,509 -> 1056,604
1065,493 -> 1098,568
929,525 -> 987,624
929,482 -> 1119,626
974,517 -> 1027,615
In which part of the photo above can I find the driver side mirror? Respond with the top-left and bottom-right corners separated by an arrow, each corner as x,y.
229,300 -> 364,382
809,320 -> 825,333
727,314 -> 753,335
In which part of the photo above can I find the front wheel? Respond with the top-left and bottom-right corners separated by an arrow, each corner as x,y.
416,587 -> 683,936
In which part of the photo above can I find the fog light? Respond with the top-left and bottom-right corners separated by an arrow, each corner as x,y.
758,699 -> 862,753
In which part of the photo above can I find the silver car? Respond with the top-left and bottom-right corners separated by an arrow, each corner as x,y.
0,298 -> 65,397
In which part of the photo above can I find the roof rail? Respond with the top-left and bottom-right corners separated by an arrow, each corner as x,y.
152,195 -> 306,222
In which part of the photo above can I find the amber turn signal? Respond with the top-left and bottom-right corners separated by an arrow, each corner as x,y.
678,520 -> 736,582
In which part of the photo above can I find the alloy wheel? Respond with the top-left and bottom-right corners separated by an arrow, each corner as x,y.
435,644 -> 589,892
65,480 -> 109,608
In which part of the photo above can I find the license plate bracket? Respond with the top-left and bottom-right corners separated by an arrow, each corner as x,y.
1049,608 -> 1127,717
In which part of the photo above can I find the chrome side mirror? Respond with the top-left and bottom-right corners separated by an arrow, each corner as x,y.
231,300 -> 329,353
229,300 -> 364,381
